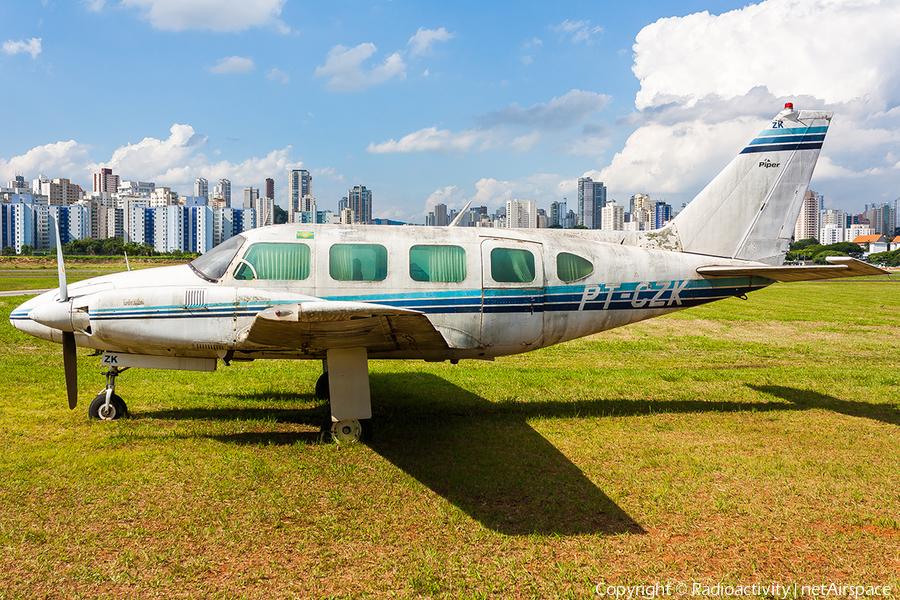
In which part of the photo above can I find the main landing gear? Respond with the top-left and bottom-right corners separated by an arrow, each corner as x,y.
316,348 -> 372,444
88,366 -> 129,420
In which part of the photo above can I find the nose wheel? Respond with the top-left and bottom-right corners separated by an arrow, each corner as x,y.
88,366 -> 129,420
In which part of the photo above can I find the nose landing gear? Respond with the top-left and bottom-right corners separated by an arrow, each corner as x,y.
87,366 -> 129,420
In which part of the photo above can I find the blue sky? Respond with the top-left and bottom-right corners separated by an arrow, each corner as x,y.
2,0 -> 900,223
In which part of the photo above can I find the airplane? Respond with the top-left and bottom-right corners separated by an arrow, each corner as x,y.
9,103 -> 887,442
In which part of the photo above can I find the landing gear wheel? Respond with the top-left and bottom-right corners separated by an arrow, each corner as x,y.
88,393 -> 128,420
315,372 -> 330,400
321,418 -> 371,444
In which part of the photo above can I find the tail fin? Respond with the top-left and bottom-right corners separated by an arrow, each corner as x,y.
669,104 -> 832,265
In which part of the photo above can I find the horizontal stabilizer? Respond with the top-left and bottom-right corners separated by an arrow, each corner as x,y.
697,257 -> 889,282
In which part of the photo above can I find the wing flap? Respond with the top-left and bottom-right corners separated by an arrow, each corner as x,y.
697,257 -> 888,282
239,301 -> 450,354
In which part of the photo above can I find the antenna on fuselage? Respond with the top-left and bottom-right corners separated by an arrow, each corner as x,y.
448,201 -> 472,227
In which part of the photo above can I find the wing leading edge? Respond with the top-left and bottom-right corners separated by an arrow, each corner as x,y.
239,300 -> 451,354
697,256 -> 888,283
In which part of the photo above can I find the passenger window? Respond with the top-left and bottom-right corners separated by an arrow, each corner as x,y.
233,242 -> 310,280
557,252 -> 594,282
409,245 -> 466,282
490,248 -> 535,283
330,244 -> 388,281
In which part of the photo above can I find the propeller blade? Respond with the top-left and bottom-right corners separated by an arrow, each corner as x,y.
54,215 -> 68,301
62,331 -> 78,409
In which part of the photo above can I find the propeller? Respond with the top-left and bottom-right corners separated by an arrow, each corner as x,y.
54,218 -> 78,409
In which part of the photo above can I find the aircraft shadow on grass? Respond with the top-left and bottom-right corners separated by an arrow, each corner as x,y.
138,374 -> 899,537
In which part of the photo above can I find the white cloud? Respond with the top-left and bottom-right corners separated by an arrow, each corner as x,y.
0,141 -> 93,183
633,0 -> 900,111
370,89 -> 611,156
592,116 -> 763,195
476,89 -> 610,130
266,67 -> 289,84
84,0 -> 105,11
552,20 -> 602,43
314,43 -> 406,92
367,127 -> 492,155
2,38 -> 42,59
511,131 -> 541,152
120,0 -> 288,33
407,27 -> 455,57
593,0 -> 900,210
210,56 -> 255,74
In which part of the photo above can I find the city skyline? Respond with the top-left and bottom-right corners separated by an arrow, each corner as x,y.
2,2 -> 900,224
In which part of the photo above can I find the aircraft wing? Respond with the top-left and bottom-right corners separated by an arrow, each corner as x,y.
239,300 -> 451,354
696,257 -> 889,282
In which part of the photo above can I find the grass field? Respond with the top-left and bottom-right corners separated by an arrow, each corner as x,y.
0,257 -> 188,292
1,280 -> 898,599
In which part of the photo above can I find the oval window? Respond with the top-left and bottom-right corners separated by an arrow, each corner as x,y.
557,252 -> 593,282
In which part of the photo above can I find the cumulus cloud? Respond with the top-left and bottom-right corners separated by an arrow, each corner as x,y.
210,56 -> 255,74
594,0 -> 900,208
633,0 -> 900,111
407,27 -> 455,57
0,125 -> 305,204
120,0 -> 288,33
314,43 -> 406,92
476,89 -> 610,130
0,141 -> 93,184
370,89 -> 610,155
266,67 -> 289,84
2,38 -> 42,59
367,127 -> 492,155
552,20 -> 602,43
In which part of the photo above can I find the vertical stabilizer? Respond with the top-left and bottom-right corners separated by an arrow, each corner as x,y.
670,105 -> 832,265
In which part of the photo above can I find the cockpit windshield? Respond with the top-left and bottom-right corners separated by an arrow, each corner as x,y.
188,234 -> 246,282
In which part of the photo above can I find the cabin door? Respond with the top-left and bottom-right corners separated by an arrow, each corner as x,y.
480,238 -> 544,349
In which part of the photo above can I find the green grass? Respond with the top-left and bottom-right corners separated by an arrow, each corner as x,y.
1,281 -> 899,598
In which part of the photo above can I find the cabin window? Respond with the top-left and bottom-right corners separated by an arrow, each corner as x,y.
330,244 -> 388,281
556,252 -> 594,282
189,234 -> 245,282
409,245 -> 466,282
233,242 -> 311,280
490,248 -> 535,283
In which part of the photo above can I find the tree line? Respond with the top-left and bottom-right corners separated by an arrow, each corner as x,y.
1,238 -> 198,258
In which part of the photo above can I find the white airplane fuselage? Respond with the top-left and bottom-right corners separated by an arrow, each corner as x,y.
16,106 -> 877,432
10,224 -> 770,362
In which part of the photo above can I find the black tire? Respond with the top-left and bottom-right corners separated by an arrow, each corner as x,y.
315,372 -> 330,400
88,392 -> 128,420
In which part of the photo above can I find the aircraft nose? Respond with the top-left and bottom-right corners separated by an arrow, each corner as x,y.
28,299 -> 91,333
10,291 -> 66,342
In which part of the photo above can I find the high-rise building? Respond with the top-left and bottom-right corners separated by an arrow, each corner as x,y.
213,179 -> 231,207
243,187 -> 259,208
601,202 -> 624,231
265,178 -> 275,200
348,185 -> 372,224
577,177 -> 606,229
47,178 -> 84,206
434,203 -> 448,226
505,198 -> 537,228
550,200 -> 567,227
194,177 -> 209,199
793,190 -> 821,241
653,201 -> 673,229
93,168 -> 119,195
289,170 -> 312,222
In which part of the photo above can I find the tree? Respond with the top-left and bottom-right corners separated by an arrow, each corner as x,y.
274,205 -> 288,225
19,244 -> 33,256
2,246 -> 15,256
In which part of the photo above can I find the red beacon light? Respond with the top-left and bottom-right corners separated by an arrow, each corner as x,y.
784,102 -> 794,111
